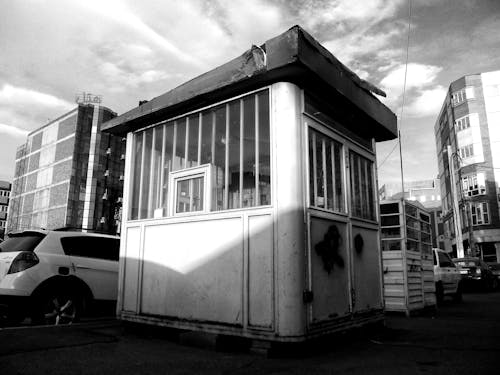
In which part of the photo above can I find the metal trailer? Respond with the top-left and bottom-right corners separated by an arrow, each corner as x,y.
380,199 -> 436,315
102,26 -> 397,343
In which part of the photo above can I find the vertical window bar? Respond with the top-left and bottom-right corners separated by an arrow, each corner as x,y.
159,124 -> 166,209
172,121 -> 177,171
357,156 -> 363,217
211,112 -> 216,167
331,142 -> 336,211
322,139 -> 327,209
224,103 -> 230,210
239,99 -> 244,209
147,128 -> 156,217
255,94 -> 260,205
311,132 -> 317,207
185,117 -> 189,169
138,132 -> 146,219
198,113 -> 202,165
363,158 -> 369,219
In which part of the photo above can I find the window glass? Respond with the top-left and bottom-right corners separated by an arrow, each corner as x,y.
187,116 -> 199,168
174,119 -> 186,171
350,151 -> 375,220
258,91 -> 271,206
60,236 -> 119,261
176,176 -> 204,213
129,89 -> 270,220
213,106 -> 226,211
151,126 -> 163,214
162,123 -> 174,214
140,129 -> 153,219
242,96 -> 256,208
308,128 -> 344,212
381,239 -> 401,251
438,251 -> 454,267
0,233 -> 45,252
130,133 -> 143,220
228,101 -> 241,209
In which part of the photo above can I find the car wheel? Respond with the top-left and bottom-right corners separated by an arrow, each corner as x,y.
32,290 -> 83,325
435,282 -> 444,305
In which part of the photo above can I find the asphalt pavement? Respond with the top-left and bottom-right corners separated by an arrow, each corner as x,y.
1,291 -> 499,375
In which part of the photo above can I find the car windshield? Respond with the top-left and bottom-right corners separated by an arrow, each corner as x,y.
0,233 -> 45,253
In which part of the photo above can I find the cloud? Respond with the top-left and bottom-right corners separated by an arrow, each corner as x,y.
0,84 -> 73,110
405,85 -> 447,118
380,63 -> 443,94
0,123 -> 29,138
0,84 -> 74,132
75,0 -> 204,69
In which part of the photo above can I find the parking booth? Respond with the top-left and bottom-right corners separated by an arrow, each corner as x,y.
380,199 -> 436,315
102,26 -> 397,344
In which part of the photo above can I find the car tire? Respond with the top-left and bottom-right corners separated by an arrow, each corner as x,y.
31,289 -> 84,325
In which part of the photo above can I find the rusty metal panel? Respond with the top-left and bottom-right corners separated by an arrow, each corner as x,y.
351,226 -> 384,312
309,216 -> 351,324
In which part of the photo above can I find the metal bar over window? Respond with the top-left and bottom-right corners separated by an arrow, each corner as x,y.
311,132 -> 317,207
185,117 -> 189,169
198,113 -> 202,166
331,142 -> 336,211
224,104 -> 229,210
321,138 -> 327,209
255,94 -> 260,206
159,124 -> 166,209
138,132 -> 146,219
239,99 -> 244,209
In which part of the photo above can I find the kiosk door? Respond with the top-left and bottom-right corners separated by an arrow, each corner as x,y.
347,148 -> 384,313
306,121 -> 352,325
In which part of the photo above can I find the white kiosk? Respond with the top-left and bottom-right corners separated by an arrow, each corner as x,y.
103,26 -> 397,343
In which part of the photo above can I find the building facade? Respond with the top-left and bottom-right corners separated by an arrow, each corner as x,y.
7,104 -> 125,235
0,180 -> 11,238
434,70 -> 500,262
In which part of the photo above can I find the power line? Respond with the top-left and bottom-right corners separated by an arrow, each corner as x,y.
378,0 -> 412,171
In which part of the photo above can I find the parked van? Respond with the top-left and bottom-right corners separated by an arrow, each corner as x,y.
433,248 -> 462,304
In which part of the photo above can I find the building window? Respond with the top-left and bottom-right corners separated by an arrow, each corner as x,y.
471,202 -> 489,225
308,128 -> 345,212
350,151 -> 376,221
458,144 -> 474,159
455,115 -> 470,131
129,89 -> 270,220
452,87 -> 474,107
462,173 -> 486,196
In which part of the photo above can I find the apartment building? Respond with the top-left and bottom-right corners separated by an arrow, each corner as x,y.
0,180 -> 11,238
434,70 -> 500,262
7,103 -> 125,235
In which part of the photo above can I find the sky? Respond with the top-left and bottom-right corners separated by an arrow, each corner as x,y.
1,0 -> 499,187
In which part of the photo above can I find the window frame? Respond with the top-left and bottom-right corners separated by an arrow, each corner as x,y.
306,120 -> 347,215
128,87 -> 271,221
168,164 -> 212,217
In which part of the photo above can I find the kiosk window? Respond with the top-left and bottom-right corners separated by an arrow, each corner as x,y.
349,151 -> 376,221
308,128 -> 345,213
129,89 -> 271,220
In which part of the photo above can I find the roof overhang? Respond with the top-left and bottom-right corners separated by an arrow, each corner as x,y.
102,25 -> 397,142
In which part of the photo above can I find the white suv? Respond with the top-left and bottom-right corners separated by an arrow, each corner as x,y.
0,229 -> 119,325
433,248 -> 462,304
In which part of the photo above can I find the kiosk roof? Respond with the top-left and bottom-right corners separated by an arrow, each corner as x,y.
102,25 -> 397,141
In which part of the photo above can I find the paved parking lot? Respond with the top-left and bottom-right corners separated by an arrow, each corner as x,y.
1,291 -> 499,375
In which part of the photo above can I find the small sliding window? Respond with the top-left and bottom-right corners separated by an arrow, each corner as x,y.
168,164 -> 211,216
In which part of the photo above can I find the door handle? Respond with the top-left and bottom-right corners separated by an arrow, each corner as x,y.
75,265 -> 91,269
